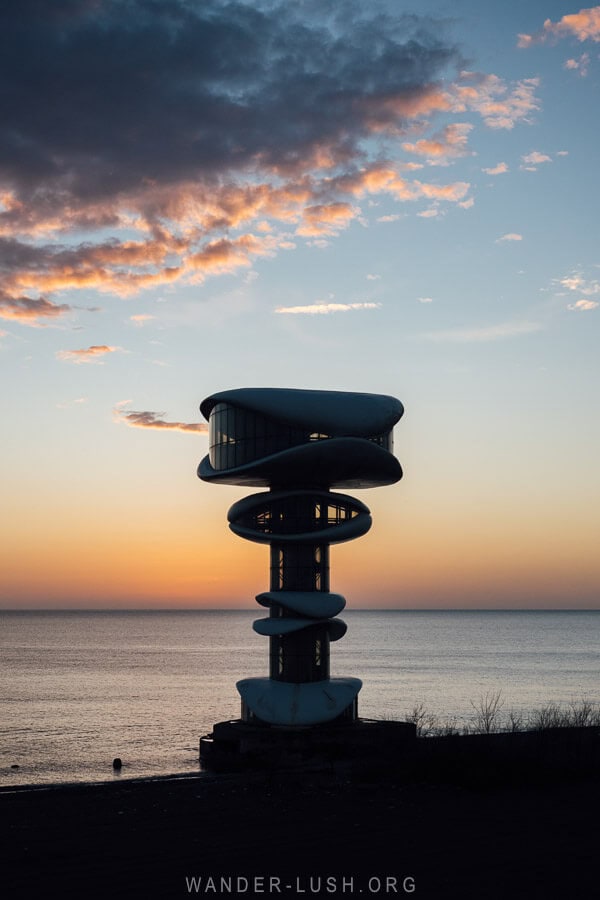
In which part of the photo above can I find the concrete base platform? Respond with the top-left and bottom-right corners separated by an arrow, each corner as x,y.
199,717 -> 417,773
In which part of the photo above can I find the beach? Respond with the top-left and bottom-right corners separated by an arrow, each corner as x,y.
2,756 -> 597,900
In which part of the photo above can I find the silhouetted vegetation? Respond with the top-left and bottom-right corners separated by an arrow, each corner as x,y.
406,694 -> 600,736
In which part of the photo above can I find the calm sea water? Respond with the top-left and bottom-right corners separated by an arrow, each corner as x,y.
0,610 -> 598,787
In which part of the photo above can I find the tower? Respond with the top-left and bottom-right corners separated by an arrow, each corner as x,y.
198,387 -> 403,727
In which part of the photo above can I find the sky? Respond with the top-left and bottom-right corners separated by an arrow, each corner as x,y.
1,0 -> 599,609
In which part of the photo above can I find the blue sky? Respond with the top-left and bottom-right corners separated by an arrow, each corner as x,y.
1,0 -> 599,608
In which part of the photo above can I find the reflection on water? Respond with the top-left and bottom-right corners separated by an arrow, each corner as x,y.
0,609 -> 597,785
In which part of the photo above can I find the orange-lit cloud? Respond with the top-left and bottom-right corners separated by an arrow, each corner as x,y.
113,405 -> 208,432
296,202 -> 357,237
518,6 -> 600,47
402,123 -> 474,165
0,3 -> 541,325
0,291 -> 71,324
415,181 -> 471,202
358,86 -> 452,133
56,345 -> 122,364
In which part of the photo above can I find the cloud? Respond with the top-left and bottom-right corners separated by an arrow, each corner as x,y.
56,345 -> 122,364
418,297 -> 434,303
423,320 -> 543,342
518,7 -> 600,47
130,314 -> 156,326
0,289 -> 71,324
296,203 -> 357,237
564,51 -> 591,74
402,123 -> 474,165
366,273 -> 381,281
0,5 -> 463,210
447,72 -> 540,129
274,302 -> 382,315
559,271 -> 600,298
56,397 -> 88,409
520,151 -> 552,171
113,406 -> 208,433
567,298 -> 599,310
496,233 -> 523,242
0,2 -> 540,318
483,162 -> 508,175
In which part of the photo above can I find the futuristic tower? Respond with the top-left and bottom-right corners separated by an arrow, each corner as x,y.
198,388 -> 403,727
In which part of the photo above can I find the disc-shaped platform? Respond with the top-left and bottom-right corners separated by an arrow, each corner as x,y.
236,676 -> 362,726
256,591 -> 346,618
198,437 -> 402,489
252,617 -> 347,641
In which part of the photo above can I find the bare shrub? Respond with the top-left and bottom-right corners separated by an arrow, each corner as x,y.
567,698 -> 599,727
438,716 -> 461,736
528,703 -> 568,730
407,701 -> 439,737
506,708 -> 525,732
470,690 -> 504,734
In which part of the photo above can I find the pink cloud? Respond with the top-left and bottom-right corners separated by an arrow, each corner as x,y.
56,345 -> 122,364
518,7 -> 600,47
564,52 -> 591,74
483,162 -> 508,175
496,233 -> 523,242
449,73 -> 540,129
296,202 -> 357,237
567,298 -> 599,310
113,406 -> 208,432
402,123 -> 473,165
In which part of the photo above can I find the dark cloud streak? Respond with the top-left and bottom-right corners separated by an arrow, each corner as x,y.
114,407 -> 208,433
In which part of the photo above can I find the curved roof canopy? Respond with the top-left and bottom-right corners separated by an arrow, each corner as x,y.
200,387 -> 403,437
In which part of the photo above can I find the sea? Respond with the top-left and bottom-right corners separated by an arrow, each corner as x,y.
1,610 -> 598,788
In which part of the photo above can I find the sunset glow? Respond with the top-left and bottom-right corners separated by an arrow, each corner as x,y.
1,1 -> 599,610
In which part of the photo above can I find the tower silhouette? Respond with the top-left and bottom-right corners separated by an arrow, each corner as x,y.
199,388 -> 403,726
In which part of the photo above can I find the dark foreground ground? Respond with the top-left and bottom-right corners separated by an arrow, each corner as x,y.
2,760 -> 598,900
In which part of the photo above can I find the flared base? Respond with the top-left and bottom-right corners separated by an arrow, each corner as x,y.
237,676 -> 362,726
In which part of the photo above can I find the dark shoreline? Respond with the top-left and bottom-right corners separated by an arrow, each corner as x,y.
3,730 -> 598,900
